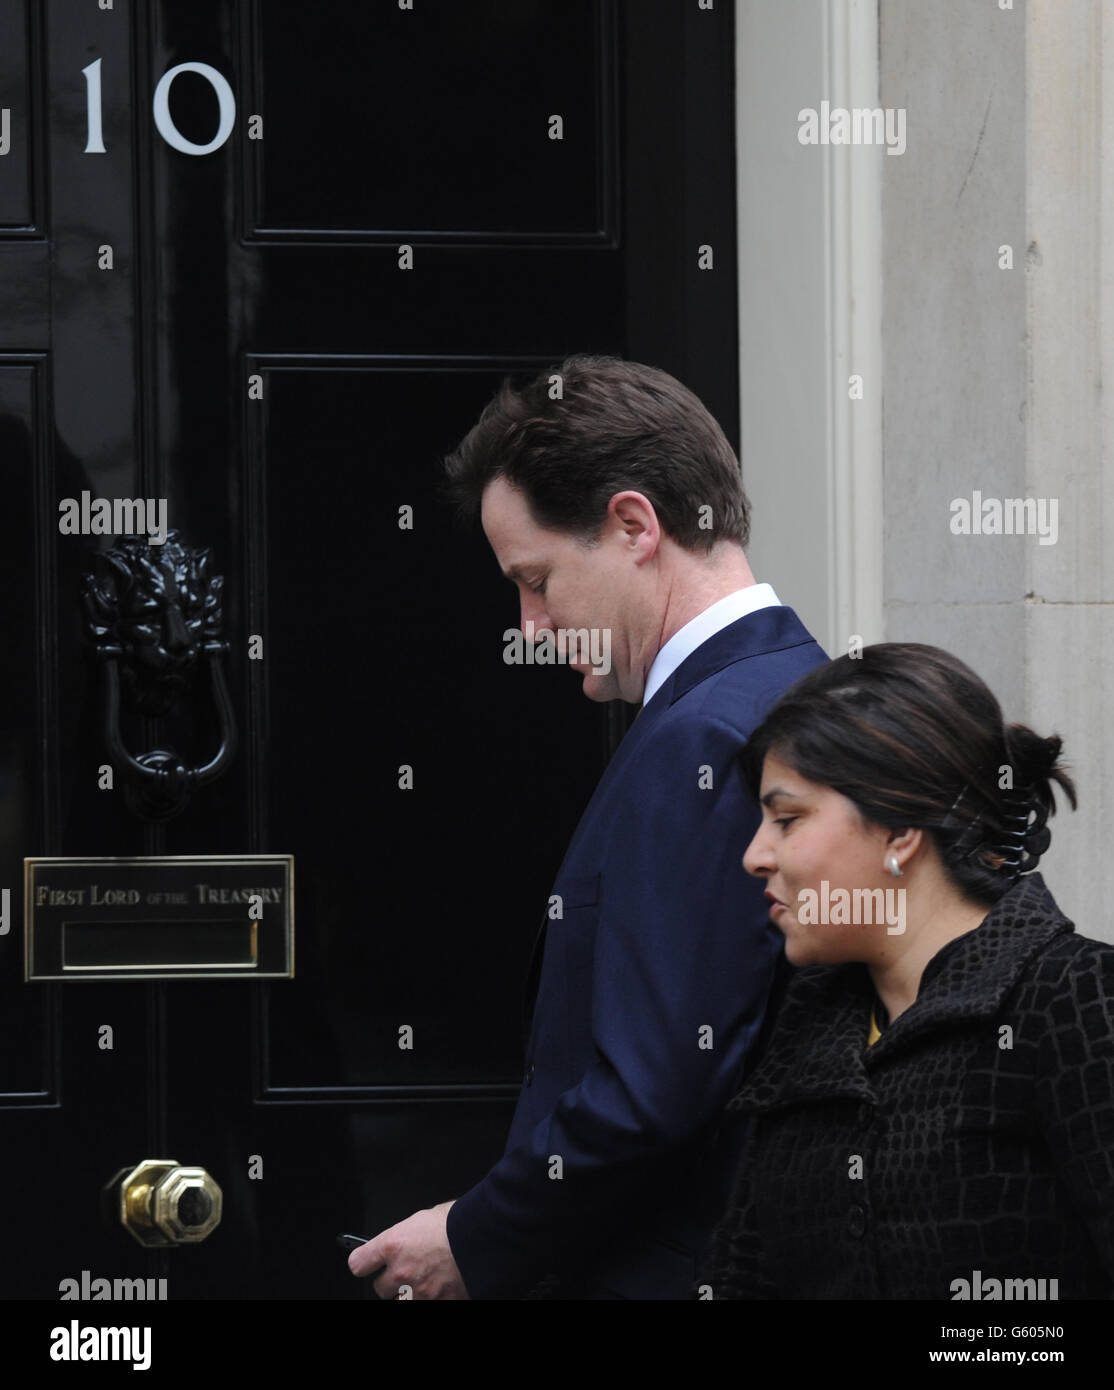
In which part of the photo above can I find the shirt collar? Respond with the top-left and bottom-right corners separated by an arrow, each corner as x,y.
642,583 -> 781,708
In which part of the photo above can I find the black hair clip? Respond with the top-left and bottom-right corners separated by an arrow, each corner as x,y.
994,788 -> 1034,874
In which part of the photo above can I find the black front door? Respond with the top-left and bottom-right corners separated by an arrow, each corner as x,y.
1,0 -> 738,1304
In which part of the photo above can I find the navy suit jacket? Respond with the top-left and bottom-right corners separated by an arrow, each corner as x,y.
446,605 -> 827,1298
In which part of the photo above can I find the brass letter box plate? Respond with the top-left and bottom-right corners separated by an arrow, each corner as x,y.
24,856 -> 294,981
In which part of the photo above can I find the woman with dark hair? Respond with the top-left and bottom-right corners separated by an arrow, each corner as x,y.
702,643 -> 1114,1299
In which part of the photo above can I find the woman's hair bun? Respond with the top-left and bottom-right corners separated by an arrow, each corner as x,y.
991,725 -> 1078,877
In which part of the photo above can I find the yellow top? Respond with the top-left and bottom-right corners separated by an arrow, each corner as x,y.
867,1005 -> 882,1047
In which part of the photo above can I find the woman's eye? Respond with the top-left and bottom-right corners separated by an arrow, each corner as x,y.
532,580 -> 547,595
775,816 -> 798,829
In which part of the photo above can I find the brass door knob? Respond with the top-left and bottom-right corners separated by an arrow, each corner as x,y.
107,1160 -> 222,1247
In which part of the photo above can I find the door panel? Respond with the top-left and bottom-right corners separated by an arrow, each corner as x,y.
245,0 -> 617,244
2,0 -> 739,1302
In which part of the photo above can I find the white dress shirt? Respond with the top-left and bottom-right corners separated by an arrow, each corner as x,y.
641,583 -> 782,709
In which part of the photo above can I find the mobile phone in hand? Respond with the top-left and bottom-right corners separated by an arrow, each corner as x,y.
337,1233 -> 370,1253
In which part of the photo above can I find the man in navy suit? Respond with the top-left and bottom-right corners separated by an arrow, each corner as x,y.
349,356 -> 827,1298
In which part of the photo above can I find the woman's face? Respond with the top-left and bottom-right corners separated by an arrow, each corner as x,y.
742,751 -> 902,966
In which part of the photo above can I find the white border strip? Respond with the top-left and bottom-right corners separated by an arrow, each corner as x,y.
823,0 -> 885,651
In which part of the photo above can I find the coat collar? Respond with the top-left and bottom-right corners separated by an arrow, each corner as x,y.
656,606 -> 822,710
733,872 -> 1076,1112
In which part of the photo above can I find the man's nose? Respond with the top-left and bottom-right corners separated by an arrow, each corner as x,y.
742,821 -> 775,879
519,591 -> 553,635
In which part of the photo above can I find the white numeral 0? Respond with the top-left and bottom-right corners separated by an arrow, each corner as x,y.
83,58 -> 237,157
153,62 -> 236,155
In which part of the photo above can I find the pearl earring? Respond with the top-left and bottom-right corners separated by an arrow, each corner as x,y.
886,852 -> 903,878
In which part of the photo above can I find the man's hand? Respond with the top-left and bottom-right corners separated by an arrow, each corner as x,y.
348,1200 -> 469,1300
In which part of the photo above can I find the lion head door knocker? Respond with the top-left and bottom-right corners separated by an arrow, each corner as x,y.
82,531 -> 237,821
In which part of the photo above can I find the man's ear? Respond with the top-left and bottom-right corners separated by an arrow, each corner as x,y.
606,490 -> 660,559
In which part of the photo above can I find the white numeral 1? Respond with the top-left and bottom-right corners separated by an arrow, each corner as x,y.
82,58 -> 106,154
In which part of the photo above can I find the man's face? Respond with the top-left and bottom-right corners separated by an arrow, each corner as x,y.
480,475 -> 652,703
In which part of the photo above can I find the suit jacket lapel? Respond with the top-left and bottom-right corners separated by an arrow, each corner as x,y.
521,604 -> 823,1029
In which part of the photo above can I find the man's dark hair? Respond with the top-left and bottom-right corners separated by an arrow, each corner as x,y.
442,355 -> 751,552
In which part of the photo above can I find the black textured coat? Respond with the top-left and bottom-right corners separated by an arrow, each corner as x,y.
702,873 -> 1114,1299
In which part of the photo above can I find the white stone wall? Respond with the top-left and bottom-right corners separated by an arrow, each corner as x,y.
738,0 -> 1112,936
879,0 -> 1111,932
